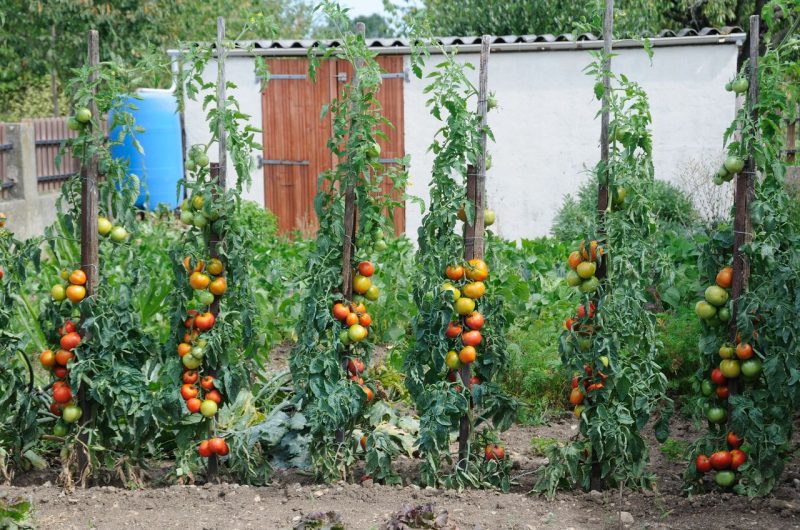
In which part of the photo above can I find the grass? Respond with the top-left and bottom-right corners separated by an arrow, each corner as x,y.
659,438 -> 690,462
529,436 -> 561,456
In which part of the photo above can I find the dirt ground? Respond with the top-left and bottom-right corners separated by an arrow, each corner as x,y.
5,413 -> 800,530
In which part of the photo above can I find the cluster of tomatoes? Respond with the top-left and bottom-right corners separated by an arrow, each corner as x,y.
564,240 -> 603,296
50,268 -> 88,304
332,260 -> 380,401
97,215 -> 129,243
198,436 -> 229,458
695,432 -> 747,488
441,258 -> 489,386
179,148 -> 220,230
177,257 -> 227,458
567,361 -> 608,419
40,320 -> 83,433
695,266 -> 732,325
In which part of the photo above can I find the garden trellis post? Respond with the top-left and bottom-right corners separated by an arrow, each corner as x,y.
590,0 -> 614,492
336,21 -> 366,445
728,15 -> 759,408
205,16 -> 228,483
77,28 -> 100,482
458,34 -> 490,467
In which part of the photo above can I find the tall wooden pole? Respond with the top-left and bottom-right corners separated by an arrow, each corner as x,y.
458,35 -> 490,467
337,22 -> 366,446
205,17 -> 228,483
589,0 -> 614,492
728,15 -> 759,408
77,29 -> 100,483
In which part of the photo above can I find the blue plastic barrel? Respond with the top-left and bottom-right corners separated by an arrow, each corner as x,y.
109,89 -> 183,210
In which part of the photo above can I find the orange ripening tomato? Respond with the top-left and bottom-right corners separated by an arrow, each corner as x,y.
357,261 -> 375,277
39,349 -> 56,369
461,330 -> 482,347
55,349 -> 74,367
466,259 -> 489,281
186,397 -> 202,414
207,258 -> 224,276
60,332 -> 81,350
69,269 -> 87,286
346,312 -> 359,326
189,272 -> 211,290
716,266 -> 733,289
736,343 -> 753,360
209,277 -> 227,296
462,281 -> 486,299
567,251 -> 582,270
359,313 -> 372,327
458,346 -> 477,364
569,387 -> 584,405
445,265 -> 465,281
465,311 -> 484,330
66,284 -> 86,303
177,343 -> 192,357
198,440 -> 213,458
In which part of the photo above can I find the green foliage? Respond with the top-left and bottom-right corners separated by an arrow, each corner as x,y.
290,0 -> 409,483
0,493 -> 34,529
660,438 -> 689,462
399,0 -> 763,39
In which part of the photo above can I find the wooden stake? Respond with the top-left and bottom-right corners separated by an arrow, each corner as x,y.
216,17 -> 227,189
205,17 -> 228,483
336,22 -> 366,446
458,34 -> 490,468
589,0 -> 614,492
77,29 -> 100,483
728,15 -> 759,408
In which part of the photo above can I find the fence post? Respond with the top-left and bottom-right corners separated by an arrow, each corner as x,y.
5,123 -> 38,201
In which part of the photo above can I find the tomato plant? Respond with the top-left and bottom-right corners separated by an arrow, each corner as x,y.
685,6 -> 800,496
403,26 -> 516,491
289,1 -> 410,483
536,42 -> 672,495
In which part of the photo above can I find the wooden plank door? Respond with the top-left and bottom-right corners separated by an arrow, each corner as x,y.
262,59 -> 335,236
262,55 -> 406,236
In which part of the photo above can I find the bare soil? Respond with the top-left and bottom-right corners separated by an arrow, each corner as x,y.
5,411 -> 800,530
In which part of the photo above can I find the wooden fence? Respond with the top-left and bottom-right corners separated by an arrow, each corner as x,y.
0,117 -> 84,199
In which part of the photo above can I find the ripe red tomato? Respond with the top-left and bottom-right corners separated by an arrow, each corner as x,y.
186,397 -> 202,414
332,303 -> 350,321
183,370 -> 199,384
50,402 -> 63,416
564,318 -> 575,331
710,450 -> 732,470
194,312 -> 215,332
60,332 -> 81,351
461,330 -> 482,347
695,454 -> 712,473
710,368 -> 726,386
359,313 -> 372,327
484,444 -> 505,461
465,311 -> 485,330
180,384 -> 199,401
208,437 -> 226,455
730,449 -> 747,470
716,385 -> 729,399
59,320 -> 77,336
216,439 -> 229,456
571,375 -> 580,389
727,432 -> 743,449
53,385 -> 72,404
347,358 -> 365,375
200,376 -> 215,391
576,302 -> 596,319
53,366 -> 68,379
206,389 -> 222,404
445,321 -> 462,339
357,261 -> 375,277
198,440 -> 213,458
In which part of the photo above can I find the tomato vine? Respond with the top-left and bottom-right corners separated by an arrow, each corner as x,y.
686,5 -> 800,496
289,0 -> 409,483
536,46 -> 672,495
402,27 -> 516,491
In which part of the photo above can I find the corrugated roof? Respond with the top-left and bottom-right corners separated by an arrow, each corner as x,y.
168,27 -> 745,57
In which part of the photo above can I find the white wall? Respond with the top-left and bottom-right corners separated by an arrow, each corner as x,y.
182,44 -> 739,239
403,44 -> 739,240
182,56 -> 264,205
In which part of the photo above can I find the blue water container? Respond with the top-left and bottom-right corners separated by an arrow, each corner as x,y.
109,88 -> 183,210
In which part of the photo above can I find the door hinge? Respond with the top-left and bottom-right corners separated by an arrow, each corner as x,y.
258,156 -> 310,169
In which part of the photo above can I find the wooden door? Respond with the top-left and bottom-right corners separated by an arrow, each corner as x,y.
262,56 -> 405,236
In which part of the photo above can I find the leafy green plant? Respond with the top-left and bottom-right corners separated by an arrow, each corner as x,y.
289,0 -> 409,483
684,5 -> 800,496
536,42 -> 672,496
